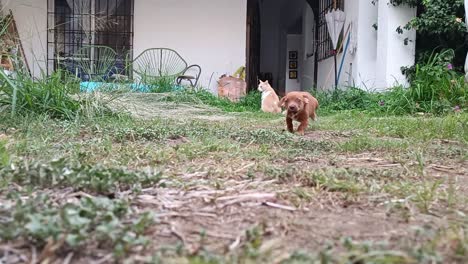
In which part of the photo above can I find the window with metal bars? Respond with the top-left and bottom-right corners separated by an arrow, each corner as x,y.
47,0 -> 134,76
317,0 -> 344,61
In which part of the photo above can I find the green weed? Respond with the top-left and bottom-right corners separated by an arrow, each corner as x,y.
0,140 -> 9,167
339,136 -> 409,152
0,70 -> 114,120
407,50 -> 467,111
161,89 -> 262,112
315,50 -> 467,116
147,76 -> 177,93
0,194 -> 153,258
0,158 -> 162,194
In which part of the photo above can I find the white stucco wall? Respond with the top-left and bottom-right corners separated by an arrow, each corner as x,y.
355,0 -> 378,89
316,0 -> 415,91
285,34 -> 302,92
316,0 -> 360,91
3,0 -> 247,89
134,0 -> 247,92
2,0 -> 48,78
4,0 -> 415,92
301,3 -> 315,91
376,1 -> 416,89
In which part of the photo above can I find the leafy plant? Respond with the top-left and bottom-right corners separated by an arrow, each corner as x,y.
0,140 -> 9,167
0,158 -> 162,194
404,50 -> 467,113
390,0 -> 466,68
0,194 -> 153,258
148,76 -> 177,93
315,51 -> 467,116
398,0 -> 466,37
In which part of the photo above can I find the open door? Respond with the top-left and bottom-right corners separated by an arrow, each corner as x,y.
246,0 -> 261,92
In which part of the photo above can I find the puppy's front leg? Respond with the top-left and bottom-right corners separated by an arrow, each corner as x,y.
297,119 -> 309,136
286,116 -> 294,133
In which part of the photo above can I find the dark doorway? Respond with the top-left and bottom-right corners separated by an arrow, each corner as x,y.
246,0 -> 319,96
246,0 -> 261,92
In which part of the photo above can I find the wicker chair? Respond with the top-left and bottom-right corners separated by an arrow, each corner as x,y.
63,45 -> 118,82
130,48 -> 201,87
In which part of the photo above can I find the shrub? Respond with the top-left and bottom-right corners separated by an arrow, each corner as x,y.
315,87 -> 380,113
406,50 -> 467,113
391,0 -> 466,68
317,50 -> 467,115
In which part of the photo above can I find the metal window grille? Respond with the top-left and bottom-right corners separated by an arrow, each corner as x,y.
47,0 -> 134,76
317,0 -> 344,61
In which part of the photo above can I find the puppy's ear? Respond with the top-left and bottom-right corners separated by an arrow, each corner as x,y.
265,80 -> 269,84
279,96 -> 287,108
302,95 -> 310,104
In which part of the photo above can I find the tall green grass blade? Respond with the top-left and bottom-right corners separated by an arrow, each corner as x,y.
0,69 -> 19,117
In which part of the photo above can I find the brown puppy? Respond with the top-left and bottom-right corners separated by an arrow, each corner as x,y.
279,91 -> 319,135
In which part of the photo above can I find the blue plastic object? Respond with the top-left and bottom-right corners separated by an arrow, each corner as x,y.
79,82 -> 184,93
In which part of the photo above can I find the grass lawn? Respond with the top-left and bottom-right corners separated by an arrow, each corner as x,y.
0,93 -> 467,263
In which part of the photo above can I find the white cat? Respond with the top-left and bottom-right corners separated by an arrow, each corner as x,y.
257,80 -> 281,113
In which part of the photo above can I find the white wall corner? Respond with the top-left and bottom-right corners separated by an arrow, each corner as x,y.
376,0 -> 416,90
5,0 -> 48,78
354,0 -> 378,90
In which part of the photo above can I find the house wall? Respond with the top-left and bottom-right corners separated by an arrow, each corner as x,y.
316,0 -> 360,91
316,0 -> 415,91
355,0 -> 378,89
301,3 -> 315,91
376,1 -> 416,89
4,0 -> 415,92
3,0 -> 247,90
2,0 -> 48,78
133,0 -> 247,92
260,0 -> 373,92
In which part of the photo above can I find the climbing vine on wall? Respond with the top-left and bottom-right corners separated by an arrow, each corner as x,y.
394,0 -> 465,36
385,0 -> 466,69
